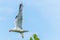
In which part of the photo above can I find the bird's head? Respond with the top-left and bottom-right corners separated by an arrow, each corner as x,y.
9,30 -> 13,32
9,29 -> 19,32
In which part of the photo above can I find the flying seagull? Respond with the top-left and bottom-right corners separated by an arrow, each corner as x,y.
9,2 -> 28,38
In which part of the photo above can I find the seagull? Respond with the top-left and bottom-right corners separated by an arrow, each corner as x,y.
9,2 -> 28,38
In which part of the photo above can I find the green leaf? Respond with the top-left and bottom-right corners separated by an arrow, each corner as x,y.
30,34 -> 40,40
30,37 -> 33,40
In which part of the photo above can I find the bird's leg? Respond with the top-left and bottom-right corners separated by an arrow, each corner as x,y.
21,33 -> 24,38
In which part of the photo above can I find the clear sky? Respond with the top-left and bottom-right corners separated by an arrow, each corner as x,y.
0,0 -> 60,40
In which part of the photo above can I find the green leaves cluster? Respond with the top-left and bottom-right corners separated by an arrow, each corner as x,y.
30,34 -> 40,40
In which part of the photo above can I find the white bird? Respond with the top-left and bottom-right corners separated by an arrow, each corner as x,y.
9,2 -> 28,38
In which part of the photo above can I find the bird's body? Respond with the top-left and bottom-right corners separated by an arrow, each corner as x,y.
9,2 -> 28,38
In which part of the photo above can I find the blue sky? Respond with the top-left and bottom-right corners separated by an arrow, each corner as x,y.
0,0 -> 60,40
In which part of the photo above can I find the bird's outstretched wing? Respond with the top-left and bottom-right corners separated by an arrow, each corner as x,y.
15,3 -> 23,29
